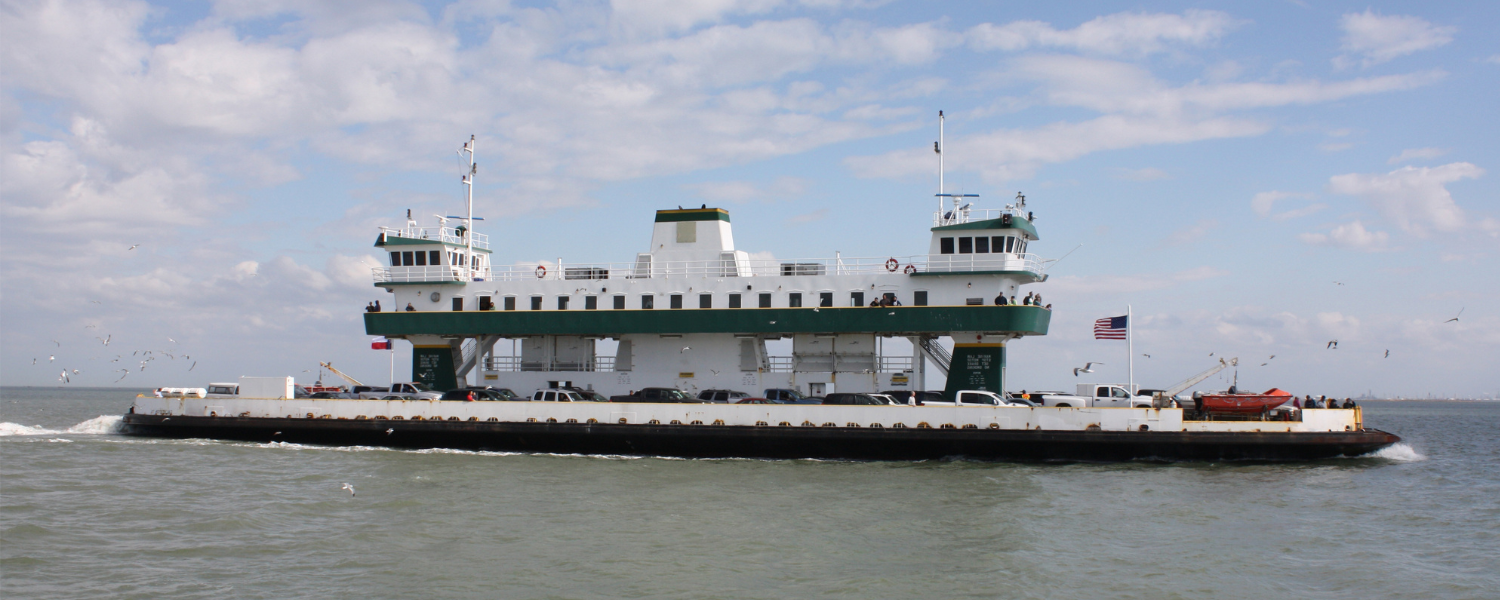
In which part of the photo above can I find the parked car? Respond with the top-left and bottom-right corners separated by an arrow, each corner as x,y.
822,393 -> 884,406
698,389 -> 752,403
309,391 -> 359,399
763,388 -> 808,403
531,389 -> 586,402
734,398 -> 785,404
867,393 -> 907,406
882,390 -> 944,405
568,389 -> 610,402
610,388 -> 698,403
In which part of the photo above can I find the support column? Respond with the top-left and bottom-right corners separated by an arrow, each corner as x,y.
942,342 -> 1005,402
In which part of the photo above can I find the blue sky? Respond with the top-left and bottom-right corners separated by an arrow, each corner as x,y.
2,0 -> 1496,397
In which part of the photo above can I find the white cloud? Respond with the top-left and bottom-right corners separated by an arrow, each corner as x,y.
1160,219 -> 1217,246
1113,167 -> 1169,181
1387,147 -> 1447,164
966,10 -> 1241,56
1328,162 -> 1483,236
1251,190 -> 1314,217
1487,55 -> 1500,65
1336,10 -> 1456,68
1272,203 -> 1327,221
1299,220 -> 1390,252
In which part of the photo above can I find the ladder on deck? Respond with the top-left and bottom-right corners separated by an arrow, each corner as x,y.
918,337 -> 952,377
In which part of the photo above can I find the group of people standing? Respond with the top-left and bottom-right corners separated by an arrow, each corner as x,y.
995,291 -> 1050,309
1296,395 -> 1356,409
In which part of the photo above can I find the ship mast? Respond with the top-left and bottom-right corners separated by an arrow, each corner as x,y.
936,110 -> 943,213
461,135 -> 475,281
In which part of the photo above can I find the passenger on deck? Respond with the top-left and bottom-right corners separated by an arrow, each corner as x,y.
995,294 -> 1008,305
1292,397 -> 1301,409
1034,293 -> 1043,306
374,300 -> 381,312
365,302 -> 375,312
1010,296 -> 1017,304
1342,398 -> 1356,409
1044,303 -> 1052,309
870,299 -> 880,307
405,303 -> 416,312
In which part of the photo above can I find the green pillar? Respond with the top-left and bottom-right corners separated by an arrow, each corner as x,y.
413,345 -> 458,391
942,344 -> 1005,402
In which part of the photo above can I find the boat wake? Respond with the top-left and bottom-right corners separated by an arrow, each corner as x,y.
0,416 -> 124,437
1366,442 -> 1426,462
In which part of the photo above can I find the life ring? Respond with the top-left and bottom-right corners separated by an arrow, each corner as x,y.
904,264 -> 917,275
885,258 -> 899,272
535,265 -> 547,278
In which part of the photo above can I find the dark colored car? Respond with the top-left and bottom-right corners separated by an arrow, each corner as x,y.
821,393 -> 883,406
734,398 -> 786,404
610,387 -> 698,403
763,388 -> 807,403
309,391 -> 358,399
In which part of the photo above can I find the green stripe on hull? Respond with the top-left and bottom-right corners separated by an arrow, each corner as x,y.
365,306 -> 1051,337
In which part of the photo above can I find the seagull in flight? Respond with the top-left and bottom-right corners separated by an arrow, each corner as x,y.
1073,362 -> 1103,376
114,369 -> 129,382
49,355 -> 55,362
98,335 -> 111,346
189,361 -> 197,371
386,428 -> 395,435
1326,340 -> 1338,349
1384,349 -> 1390,358
1141,353 -> 1151,358
341,483 -> 356,497
128,244 -> 139,250
680,346 -> 691,353
1445,308 -> 1463,323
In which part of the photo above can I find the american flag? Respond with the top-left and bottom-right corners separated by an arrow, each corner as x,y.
1094,316 -> 1128,340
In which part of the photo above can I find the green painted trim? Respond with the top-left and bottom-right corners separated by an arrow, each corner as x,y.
375,235 -> 493,253
375,281 -> 467,287
365,305 -> 1051,337
654,208 -> 730,223
931,217 -> 1039,240
910,270 -> 1043,282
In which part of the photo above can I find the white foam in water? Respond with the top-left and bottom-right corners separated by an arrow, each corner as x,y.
65,415 -> 124,435
1368,443 -> 1426,462
0,422 -> 62,436
0,416 -> 124,437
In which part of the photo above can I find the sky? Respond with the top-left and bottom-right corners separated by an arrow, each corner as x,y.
2,0 -> 1496,398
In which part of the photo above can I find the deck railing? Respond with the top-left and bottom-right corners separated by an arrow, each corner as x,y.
372,266 -> 493,283
483,356 -> 616,372
481,254 -> 1044,282
379,226 -> 490,250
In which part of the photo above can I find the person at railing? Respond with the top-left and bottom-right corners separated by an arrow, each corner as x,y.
994,294 -> 1008,305
1044,303 -> 1052,310
1034,293 -> 1043,306
1342,398 -> 1357,409
869,298 -> 880,307
366,302 -> 375,312
405,303 -> 416,312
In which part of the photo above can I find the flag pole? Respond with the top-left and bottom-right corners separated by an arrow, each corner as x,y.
1127,305 -> 1134,393
389,346 -> 394,387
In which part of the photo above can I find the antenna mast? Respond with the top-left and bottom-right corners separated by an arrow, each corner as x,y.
936,110 -> 944,213
461,135 -> 476,281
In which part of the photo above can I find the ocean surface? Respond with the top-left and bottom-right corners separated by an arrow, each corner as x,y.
2,387 -> 1495,600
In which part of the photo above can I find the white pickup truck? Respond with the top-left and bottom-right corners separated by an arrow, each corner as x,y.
357,382 -> 443,400
919,390 -> 1036,407
1036,384 -> 1152,408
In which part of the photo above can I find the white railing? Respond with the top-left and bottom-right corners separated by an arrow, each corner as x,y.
933,208 -> 1028,227
380,226 -> 490,250
878,356 -> 913,373
482,356 -> 616,372
483,254 -> 1045,282
373,266 -> 493,283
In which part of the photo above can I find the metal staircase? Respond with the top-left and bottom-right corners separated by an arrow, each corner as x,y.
918,337 -> 952,377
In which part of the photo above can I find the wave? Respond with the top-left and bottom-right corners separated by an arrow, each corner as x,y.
1366,442 -> 1426,462
0,415 -> 124,437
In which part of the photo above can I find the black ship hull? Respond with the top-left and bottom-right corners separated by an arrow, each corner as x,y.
121,414 -> 1400,462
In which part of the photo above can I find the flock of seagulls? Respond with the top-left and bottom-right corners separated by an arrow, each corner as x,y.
31,296 -> 195,383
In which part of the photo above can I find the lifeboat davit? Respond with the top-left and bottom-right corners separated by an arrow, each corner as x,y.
1200,387 -> 1293,414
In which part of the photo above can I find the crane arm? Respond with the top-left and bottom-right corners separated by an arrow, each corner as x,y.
1161,358 -> 1237,398
319,362 -> 364,388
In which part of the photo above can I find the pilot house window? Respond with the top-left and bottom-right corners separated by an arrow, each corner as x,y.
958,237 -> 973,254
429,250 -> 441,265
975,237 -> 989,253
939,237 -> 954,254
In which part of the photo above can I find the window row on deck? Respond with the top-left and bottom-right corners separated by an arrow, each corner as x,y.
389,250 -> 481,268
938,235 -> 1027,255
441,290 -> 943,312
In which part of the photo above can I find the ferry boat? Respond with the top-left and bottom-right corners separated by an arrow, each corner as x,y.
121,124 -> 1400,461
